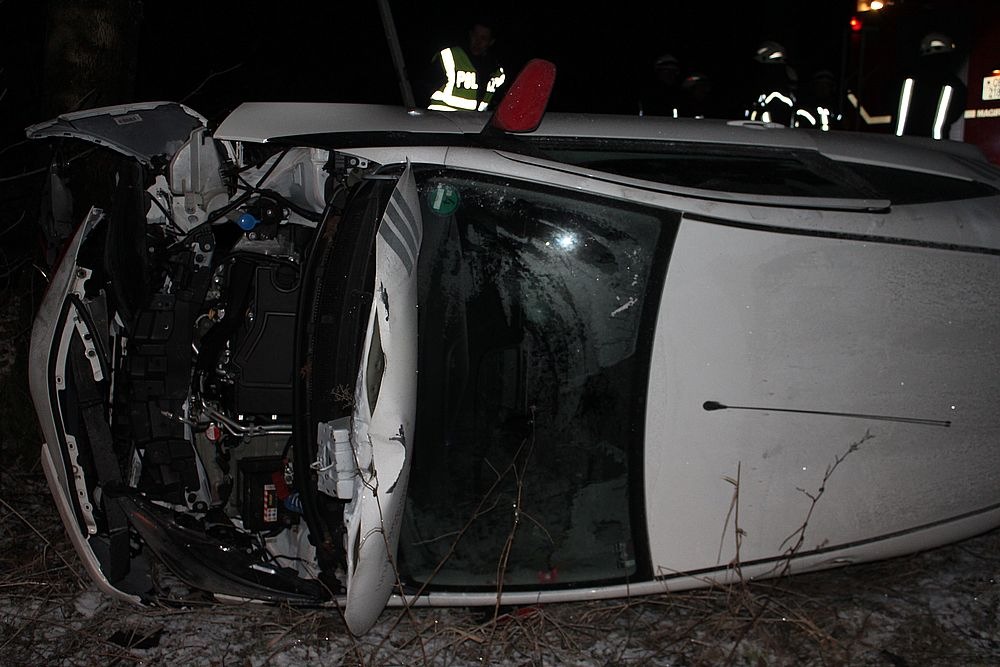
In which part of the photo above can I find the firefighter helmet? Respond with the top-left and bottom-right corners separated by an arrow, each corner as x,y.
654,53 -> 679,70
754,41 -> 786,64
920,33 -> 955,56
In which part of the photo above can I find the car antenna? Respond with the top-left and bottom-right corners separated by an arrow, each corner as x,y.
703,401 -> 951,427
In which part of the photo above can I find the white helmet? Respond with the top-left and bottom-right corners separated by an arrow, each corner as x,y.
654,53 -> 679,69
920,33 -> 955,56
755,41 -> 786,64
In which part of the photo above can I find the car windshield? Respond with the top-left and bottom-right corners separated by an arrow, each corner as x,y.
398,167 -> 674,590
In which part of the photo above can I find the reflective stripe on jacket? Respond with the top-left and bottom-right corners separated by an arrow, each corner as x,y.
895,77 -> 957,140
428,47 -> 505,112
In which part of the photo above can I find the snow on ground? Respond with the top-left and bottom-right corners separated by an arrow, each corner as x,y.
2,454 -> 999,666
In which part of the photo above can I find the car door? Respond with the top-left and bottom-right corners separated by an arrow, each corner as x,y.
341,163 -> 422,634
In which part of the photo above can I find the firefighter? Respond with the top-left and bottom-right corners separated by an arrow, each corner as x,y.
425,19 -> 506,112
745,40 -> 799,126
679,72 -> 718,119
638,53 -> 684,117
893,33 -> 966,140
794,69 -> 844,131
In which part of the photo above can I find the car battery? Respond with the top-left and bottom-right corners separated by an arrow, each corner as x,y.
237,456 -> 286,531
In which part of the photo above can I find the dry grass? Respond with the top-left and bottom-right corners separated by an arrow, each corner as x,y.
2,448 -> 999,666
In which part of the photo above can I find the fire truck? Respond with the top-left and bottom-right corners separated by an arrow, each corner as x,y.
843,0 -> 1000,164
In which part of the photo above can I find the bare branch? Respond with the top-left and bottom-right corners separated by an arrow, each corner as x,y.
181,63 -> 244,103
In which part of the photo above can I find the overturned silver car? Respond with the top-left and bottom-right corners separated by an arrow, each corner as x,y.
27,63 -> 1000,634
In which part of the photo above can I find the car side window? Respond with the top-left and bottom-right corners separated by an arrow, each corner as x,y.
399,168 -> 676,589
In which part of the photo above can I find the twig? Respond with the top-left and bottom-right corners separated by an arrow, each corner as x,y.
485,406 -> 538,656
261,610 -> 323,663
0,138 -> 28,159
0,496 -> 86,588
775,431 -> 873,573
715,432 -> 872,665
0,167 -> 47,184
180,63 -> 243,103
69,88 -> 98,112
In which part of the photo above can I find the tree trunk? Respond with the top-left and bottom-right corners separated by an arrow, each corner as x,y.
42,0 -> 143,117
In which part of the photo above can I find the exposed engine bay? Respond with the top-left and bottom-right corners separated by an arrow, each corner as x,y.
43,123 -> 374,603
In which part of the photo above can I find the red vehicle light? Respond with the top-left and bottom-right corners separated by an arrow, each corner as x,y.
489,59 -> 557,134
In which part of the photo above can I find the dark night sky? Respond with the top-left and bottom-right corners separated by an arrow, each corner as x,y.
0,0 -> 866,186
0,0 -> 984,140
130,1 -> 858,119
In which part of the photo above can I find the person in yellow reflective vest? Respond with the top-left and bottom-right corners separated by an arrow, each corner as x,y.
426,20 -> 506,112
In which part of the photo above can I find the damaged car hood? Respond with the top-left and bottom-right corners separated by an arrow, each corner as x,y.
26,101 -> 207,165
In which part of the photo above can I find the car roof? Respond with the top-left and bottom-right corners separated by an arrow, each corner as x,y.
214,102 -> 825,148
212,102 -> 1000,187
212,102 -> 482,142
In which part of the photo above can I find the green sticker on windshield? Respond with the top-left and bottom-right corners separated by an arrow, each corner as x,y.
426,183 -> 460,216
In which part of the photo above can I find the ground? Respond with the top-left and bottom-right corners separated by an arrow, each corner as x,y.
2,450 -> 999,666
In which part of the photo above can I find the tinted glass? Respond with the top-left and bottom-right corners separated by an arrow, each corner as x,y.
399,168 -> 674,589
533,140 -> 998,203
534,142 -> 873,198
849,163 -> 999,204
549,150 -> 860,198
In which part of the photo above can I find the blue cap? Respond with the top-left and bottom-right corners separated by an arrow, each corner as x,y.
236,212 -> 260,231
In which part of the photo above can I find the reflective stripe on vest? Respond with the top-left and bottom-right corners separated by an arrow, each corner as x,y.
428,47 -> 504,112
747,90 -> 795,124
794,106 -> 832,131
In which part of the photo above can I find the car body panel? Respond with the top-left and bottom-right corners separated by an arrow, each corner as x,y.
646,216 -> 1000,576
342,163 -> 422,635
31,207 -> 144,605
24,89 -> 1000,630
213,102 -> 485,143
26,101 -> 206,165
